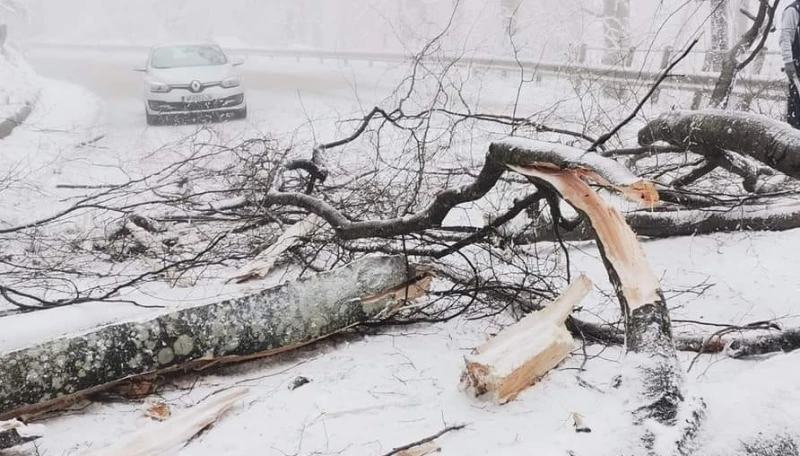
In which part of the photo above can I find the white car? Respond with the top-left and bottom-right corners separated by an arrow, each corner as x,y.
138,43 -> 247,125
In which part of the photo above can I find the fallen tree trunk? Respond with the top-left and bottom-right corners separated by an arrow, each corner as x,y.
493,139 -> 704,455
0,255 -> 413,419
567,317 -> 800,358
638,110 -> 800,180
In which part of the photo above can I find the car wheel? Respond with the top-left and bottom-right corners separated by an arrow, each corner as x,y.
234,107 -> 247,120
146,113 -> 161,126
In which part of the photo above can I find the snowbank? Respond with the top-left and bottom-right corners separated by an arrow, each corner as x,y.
0,77 -> 103,228
0,46 -> 40,136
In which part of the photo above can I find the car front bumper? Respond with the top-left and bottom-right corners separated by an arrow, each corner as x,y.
145,88 -> 245,116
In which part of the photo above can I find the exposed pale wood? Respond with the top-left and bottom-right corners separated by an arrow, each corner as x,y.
81,388 -> 248,456
508,164 -> 662,312
395,441 -> 439,456
461,275 -> 592,404
230,214 -> 325,283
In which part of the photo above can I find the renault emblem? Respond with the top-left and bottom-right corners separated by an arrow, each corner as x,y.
190,80 -> 202,93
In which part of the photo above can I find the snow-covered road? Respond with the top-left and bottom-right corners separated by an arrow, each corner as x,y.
1,48 -> 404,222
24,48 -> 393,152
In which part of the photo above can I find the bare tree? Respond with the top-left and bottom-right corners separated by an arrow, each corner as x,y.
703,0 -> 730,71
708,0 -> 779,107
601,0 -> 631,65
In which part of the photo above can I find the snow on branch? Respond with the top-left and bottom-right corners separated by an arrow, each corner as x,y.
261,138 -> 657,241
639,110 -> 800,180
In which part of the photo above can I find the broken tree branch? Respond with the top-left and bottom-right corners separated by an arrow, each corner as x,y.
639,110 -> 800,180
260,138 -> 654,241
498,139 -> 703,454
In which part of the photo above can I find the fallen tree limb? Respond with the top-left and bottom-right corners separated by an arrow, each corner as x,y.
494,138 -> 704,454
625,201 -> 800,237
566,317 -> 799,357
515,199 -> 800,243
259,139 -> 657,241
81,388 -> 248,456
0,255 -> 412,419
639,110 -> 800,180
725,327 -> 800,359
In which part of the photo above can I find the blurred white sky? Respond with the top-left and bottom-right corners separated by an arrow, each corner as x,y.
2,0 -> 778,65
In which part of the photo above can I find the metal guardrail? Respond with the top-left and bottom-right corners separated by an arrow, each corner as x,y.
25,41 -> 787,101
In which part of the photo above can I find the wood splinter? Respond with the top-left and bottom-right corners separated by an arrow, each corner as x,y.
460,275 -> 593,404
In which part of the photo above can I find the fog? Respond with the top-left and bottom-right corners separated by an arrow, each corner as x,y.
3,0 -> 771,66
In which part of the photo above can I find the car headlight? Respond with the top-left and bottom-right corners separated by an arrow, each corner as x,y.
221,76 -> 241,88
148,80 -> 170,93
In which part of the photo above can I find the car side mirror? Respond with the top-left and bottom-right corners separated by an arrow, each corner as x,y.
232,59 -> 244,67
134,67 -> 147,73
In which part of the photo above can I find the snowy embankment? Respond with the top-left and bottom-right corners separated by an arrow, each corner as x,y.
0,46 -> 40,138
0,76 -> 103,225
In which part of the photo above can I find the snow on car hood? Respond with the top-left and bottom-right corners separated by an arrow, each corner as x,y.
147,64 -> 238,85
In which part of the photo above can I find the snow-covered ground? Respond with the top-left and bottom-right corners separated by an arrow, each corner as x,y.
18,229 -> 800,456
2,41 -> 799,456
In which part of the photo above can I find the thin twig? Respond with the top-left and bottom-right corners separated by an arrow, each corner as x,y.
380,424 -> 467,456
587,38 -> 699,152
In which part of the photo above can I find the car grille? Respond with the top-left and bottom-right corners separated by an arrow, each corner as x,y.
148,94 -> 244,112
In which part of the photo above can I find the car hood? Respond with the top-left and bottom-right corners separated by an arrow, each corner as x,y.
147,64 -> 237,84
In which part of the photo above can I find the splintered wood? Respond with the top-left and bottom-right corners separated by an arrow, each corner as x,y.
460,275 -> 592,404
230,213 -> 325,283
81,388 -> 248,456
508,164 -> 662,311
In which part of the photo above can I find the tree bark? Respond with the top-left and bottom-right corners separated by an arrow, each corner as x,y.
707,0 -> 778,107
639,110 -> 800,180
0,255 -> 411,419
705,0 -> 729,72
726,327 -> 800,358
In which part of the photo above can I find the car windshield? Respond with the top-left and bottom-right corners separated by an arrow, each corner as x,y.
150,45 -> 227,69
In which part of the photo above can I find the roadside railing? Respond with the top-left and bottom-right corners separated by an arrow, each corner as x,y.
25,41 -> 787,102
